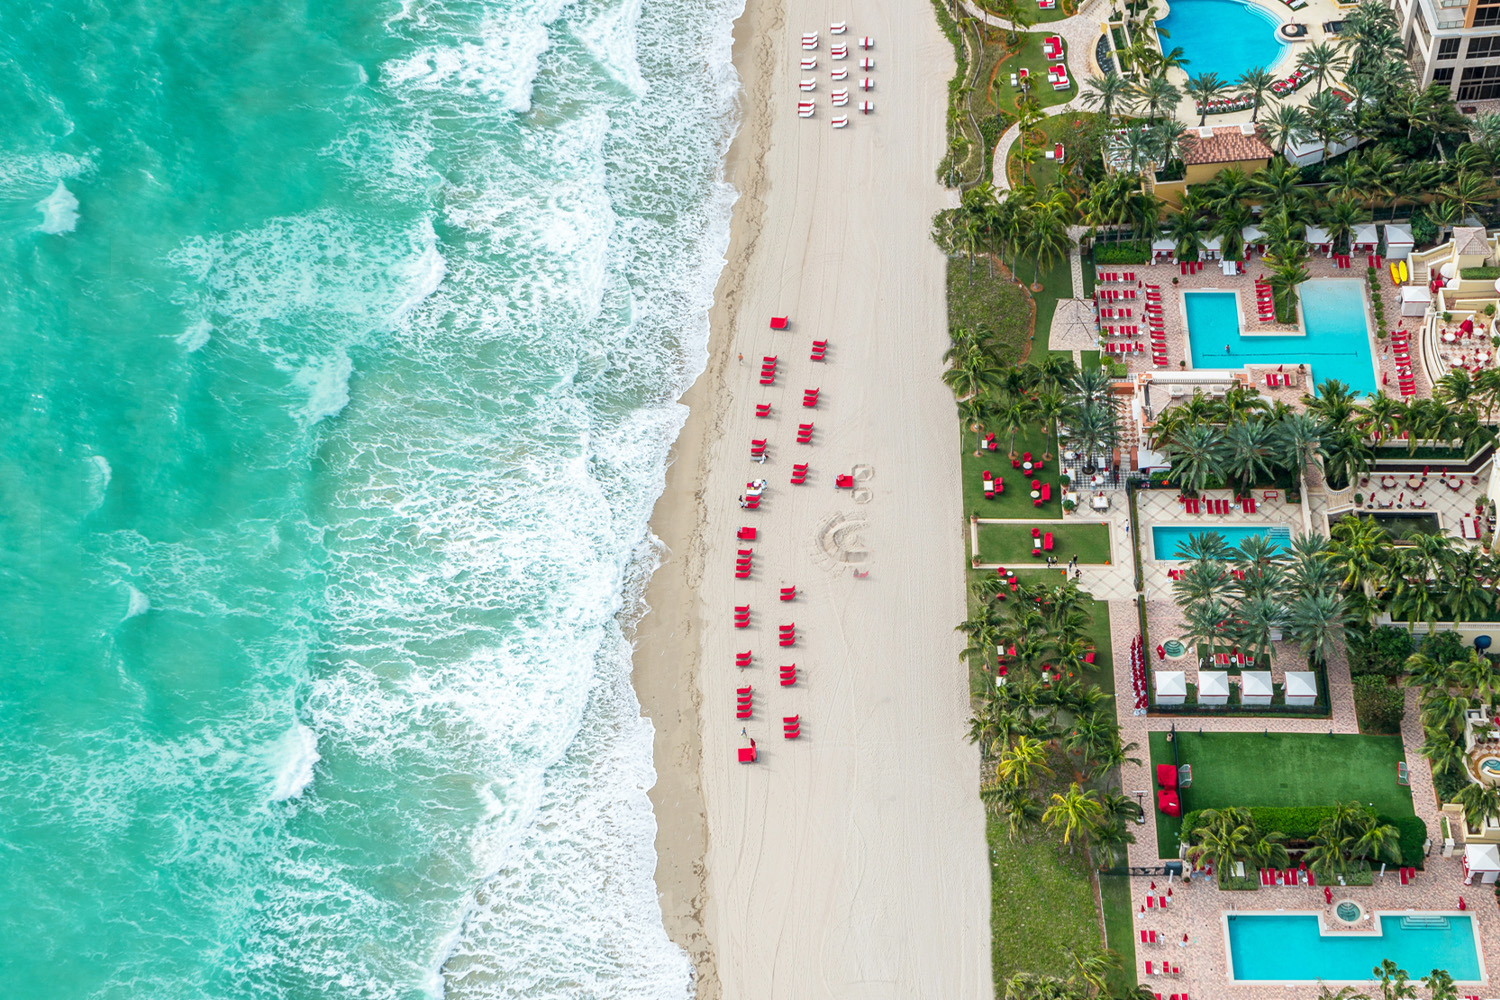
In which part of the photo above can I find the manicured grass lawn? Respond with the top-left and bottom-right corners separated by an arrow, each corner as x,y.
981,31 -> 1076,117
1008,113 -> 1100,189
989,822 -> 1105,982
1099,874 -> 1137,993
977,521 -> 1112,565
961,423 -> 1063,519
964,570 -> 1115,696
1146,732 -> 1416,858
1028,256 -> 1074,340
947,258 -> 1034,368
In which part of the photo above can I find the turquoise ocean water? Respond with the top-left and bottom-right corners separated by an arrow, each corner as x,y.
0,1 -> 737,996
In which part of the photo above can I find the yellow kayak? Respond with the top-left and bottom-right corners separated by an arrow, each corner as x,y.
1399,260 -> 1409,283
1389,261 -> 1402,285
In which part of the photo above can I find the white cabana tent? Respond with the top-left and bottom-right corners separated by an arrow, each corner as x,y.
1352,223 -> 1379,252
1202,235 -> 1223,260
1285,671 -> 1318,707
1152,237 -> 1176,262
1241,670 -> 1273,706
1385,223 -> 1414,260
1306,226 -> 1332,254
1242,224 -> 1266,256
1155,670 -> 1186,706
1198,670 -> 1229,705
1400,285 -> 1431,317
1465,844 -> 1500,884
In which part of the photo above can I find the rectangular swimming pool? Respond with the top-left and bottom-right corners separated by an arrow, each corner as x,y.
1151,524 -> 1290,560
1226,912 -> 1482,982
1183,279 -> 1376,393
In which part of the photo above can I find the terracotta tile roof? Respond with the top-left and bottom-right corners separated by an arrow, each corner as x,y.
1454,226 -> 1489,256
1180,126 -> 1274,166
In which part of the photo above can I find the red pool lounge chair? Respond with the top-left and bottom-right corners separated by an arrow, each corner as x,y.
1145,961 -> 1154,975
770,316 -> 788,329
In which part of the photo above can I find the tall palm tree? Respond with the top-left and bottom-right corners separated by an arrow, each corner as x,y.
1322,195 -> 1368,254
1164,423 -> 1227,494
941,350 -> 1004,400
1262,105 -> 1312,158
1286,590 -> 1349,667
1223,419 -> 1277,494
1262,241 -> 1312,323
1185,72 -> 1230,126
1455,783 -> 1500,831
1081,73 -> 1131,119
1277,412 -> 1325,536
1301,41 -> 1348,96
1165,208 -> 1209,261
1131,75 -> 1182,122
1043,783 -> 1104,852
988,0 -> 1034,45
1238,66 -> 1277,123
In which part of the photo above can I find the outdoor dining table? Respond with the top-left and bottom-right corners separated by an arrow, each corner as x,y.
1030,490 -> 1040,499
1091,495 -> 1109,511
1443,332 -> 1457,343
1022,461 -> 1033,472
1381,476 -> 1397,488
1408,477 -> 1422,489
1449,477 -> 1463,489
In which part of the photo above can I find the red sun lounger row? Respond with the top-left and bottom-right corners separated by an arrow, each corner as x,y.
797,422 -> 814,444
755,403 -> 771,417
750,438 -> 766,457
780,586 -> 796,601
783,714 -> 800,739
802,387 -> 820,407
779,623 -> 795,646
734,604 -> 750,628
810,339 -> 827,361
791,462 -> 808,485
780,663 -> 797,686
736,650 -> 752,667
736,686 -> 752,719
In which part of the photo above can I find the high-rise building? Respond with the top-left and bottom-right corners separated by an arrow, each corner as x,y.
1392,0 -> 1500,100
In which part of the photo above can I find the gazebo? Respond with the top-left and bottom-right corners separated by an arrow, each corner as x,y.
1464,843 -> 1500,885
1285,671 -> 1318,707
1202,235 -> 1223,261
1198,670 -> 1229,705
1385,223 -> 1414,260
1241,670 -> 1273,706
1352,223 -> 1379,254
1400,285 -> 1431,318
1152,237 -> 1176,263
1242,224 -> 1266,257
1155,670 -> 1186,706
1306,226 -> 1332,256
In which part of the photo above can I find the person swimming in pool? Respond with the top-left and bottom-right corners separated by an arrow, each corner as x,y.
1225,344 -> 1231,354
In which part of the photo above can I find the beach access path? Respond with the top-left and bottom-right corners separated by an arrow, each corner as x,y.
653,0 -> 993,995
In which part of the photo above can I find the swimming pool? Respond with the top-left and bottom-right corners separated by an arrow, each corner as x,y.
1151,524 -> 1290,560
1225,912 -> 1483,982
1183,280 -> 1376,393
1156,0 -> 1289,83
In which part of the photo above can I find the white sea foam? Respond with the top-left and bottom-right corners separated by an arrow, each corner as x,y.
268,724 -> 321,802
292,351 -> 355,425
122,584 -> 151,620
177,318 -> 213,351
86,454 -> 112,510
381,10 -> 557,113
36,180 -> 79,234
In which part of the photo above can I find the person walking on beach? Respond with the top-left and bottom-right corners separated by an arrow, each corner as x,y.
737,352 -> 743,364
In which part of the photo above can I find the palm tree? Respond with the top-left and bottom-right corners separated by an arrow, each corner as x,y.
1427,197 -> 1464,245
996,395 -> 1034,457
1322,195 -> 1368,254
1131,75 -> 1182,122
1238,66 -> 1277,123
1277,413 -> 1325,536
1455,783 -> 1500,832
1043,783 -> 1104,852
1351,819 -> 1403,866
1262,241 -> 1312,323
1286,590 -> 1349,668
988,0 -> 1035,45
1263,104 -> 1312,157
1081,73 -> 1131,119
1185,72 -> 1230,126
1300,41 -> 1348,96
1223,419 -> 1277,494
997,733 -> 1054,788
942,350 -> 1004,401
1306,89 -> 1353,162
1164,423 -> 1227,494
1022,201 -> 1073,285
1439,170 -> 1491,225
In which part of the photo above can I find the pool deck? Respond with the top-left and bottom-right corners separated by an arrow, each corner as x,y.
1101,255 -> 1435,401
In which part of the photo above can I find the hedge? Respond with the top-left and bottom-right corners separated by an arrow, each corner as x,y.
1347,624 -> 1413,678
1181,807 -> 1427,867
1353,675 -> 1404,734
1460,266 -> 1500,280
1093,243 -> 1151,264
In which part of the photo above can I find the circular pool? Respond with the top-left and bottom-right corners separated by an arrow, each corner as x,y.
1480,757 -> 1500,777
1334,900 -> 1362,924
1163,639 -> 1186,658
1155,0 -> 1290,84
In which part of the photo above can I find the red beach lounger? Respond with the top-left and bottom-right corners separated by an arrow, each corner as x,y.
779,664 -> 797,686
780,586 -> 796,601
770,316 -> 788,329
736,650 -> 752,667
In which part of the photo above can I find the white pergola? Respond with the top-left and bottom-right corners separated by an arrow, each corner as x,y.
1241,670 -> 1273,706
1155,670 -> 1186,706
1198,670 -> 1229,705
1285,671 -> 1317,707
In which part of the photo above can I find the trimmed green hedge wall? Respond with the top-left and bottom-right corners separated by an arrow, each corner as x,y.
1181,807 -> 1427,867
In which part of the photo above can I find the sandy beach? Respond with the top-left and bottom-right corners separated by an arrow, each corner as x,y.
632,0 -> 992,994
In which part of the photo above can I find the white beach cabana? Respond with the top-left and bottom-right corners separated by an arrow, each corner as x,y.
1241,670 -> 1273,706
1464,844 -> 1500,884
1198,670 -> 1229,705
1352,223 -> 1379,253
1306,226 -> 1332,255
1242,224 -> 1266,256
1284,671 -> 1318,707
1152,237 -> 1175,263
1155,670 -> 1186,706
1401,285 -> 1432,317
1386,224 -> 1414,260
1202,235 -> 1223,260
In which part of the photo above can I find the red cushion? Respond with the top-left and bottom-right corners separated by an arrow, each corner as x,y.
1156,764 -> 1178,789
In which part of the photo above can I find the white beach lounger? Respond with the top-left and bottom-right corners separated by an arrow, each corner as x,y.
801,33 -> 818,49
858,57 -> 874,69
831,88 -> 849,106
860,36 -> 873,48
799,79 -> 816,91
831,116 -> 849,128
858,100 -> 873,114
830,20 -> 847,33
798,104 -> 815,118
830,67 -> 848,80
831,44 -> 848,59
859,77 -> 873,90
801,57 -> 817,69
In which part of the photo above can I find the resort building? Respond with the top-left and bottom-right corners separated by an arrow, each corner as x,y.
1391,0 -> 1500,99
1150,125 -> 1275,204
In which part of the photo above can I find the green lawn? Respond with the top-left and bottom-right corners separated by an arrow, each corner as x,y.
961,423 -> 1063,519
1099,874 -> 1137,993
1009,113 -> 1099,189
1146,732 -> 1416,858
981,31 -> 1077,118
965,569 -> 1115,695
1028,256 -> 1075,339
989,822 -> 1106,983
947,258 -> 1034,368
977,521 -> 1112,565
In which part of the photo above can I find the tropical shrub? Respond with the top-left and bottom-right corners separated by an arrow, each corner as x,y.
1347,625 -> 1413,677
1093,243 -> 1151,264
1353,675 -> 1405,734
1416,629 -> 1466,669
